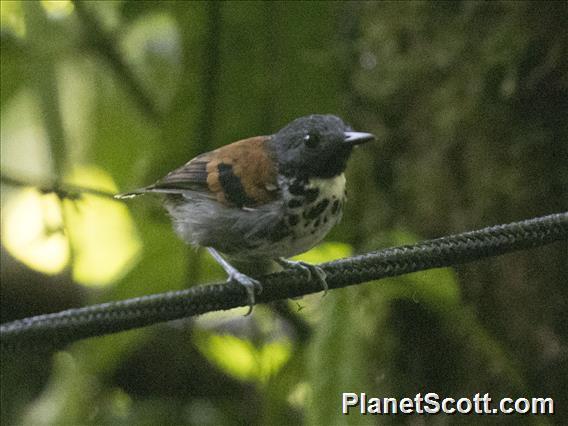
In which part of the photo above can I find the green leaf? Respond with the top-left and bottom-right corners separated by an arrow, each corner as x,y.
195,331 -> 292,384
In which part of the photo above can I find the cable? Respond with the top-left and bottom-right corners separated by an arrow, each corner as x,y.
1,212 -> 567,354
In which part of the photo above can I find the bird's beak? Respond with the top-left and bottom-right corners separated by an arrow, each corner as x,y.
343,131 -> 375,145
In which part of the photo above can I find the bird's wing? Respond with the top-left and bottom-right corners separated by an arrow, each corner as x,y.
128,136 -> 279,208
151,155 -> 210,192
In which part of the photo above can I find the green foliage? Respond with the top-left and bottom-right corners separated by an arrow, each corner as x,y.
195,331 -> 292,384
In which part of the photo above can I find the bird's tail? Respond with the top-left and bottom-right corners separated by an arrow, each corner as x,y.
114,188 -> 150,200
114,185 -> 191,200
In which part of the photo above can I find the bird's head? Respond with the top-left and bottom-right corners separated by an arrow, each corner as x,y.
269,114 -> 374,179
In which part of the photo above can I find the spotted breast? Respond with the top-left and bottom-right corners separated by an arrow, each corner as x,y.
255,173 -> 347,259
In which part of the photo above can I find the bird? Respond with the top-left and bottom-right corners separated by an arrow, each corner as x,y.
117,114 -> 374,313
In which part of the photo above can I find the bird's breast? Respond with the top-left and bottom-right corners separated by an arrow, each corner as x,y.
273,173 -> 347,258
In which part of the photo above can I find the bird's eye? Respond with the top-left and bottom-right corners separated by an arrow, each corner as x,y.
303,133 -> 320,148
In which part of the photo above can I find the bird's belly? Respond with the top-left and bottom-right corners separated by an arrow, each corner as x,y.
165,174 -> 346,261
264,212 -> 340,258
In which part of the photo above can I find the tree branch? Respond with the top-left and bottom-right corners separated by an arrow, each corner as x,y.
1,171 -> 117,201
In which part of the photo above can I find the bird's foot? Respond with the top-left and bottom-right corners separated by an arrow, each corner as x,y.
228,271 -> 262,315
207,247 -> 263,315
277,258 -> 328,296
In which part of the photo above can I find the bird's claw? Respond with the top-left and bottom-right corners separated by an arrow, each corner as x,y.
229,272 -> 262,315
278,259 -> 328,296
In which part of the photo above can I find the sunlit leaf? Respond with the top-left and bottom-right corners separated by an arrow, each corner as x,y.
64,166 -> 142,286
195,332 -> 292,384
1,166 -> 142,286
1,188 -> 69,275
259,340 -> 293,381
196,333 -> 256,381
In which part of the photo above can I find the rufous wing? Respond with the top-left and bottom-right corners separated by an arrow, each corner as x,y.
150,136 -> 279,207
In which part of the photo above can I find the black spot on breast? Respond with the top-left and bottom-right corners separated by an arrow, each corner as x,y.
288,198 -> 303,209
217,163 -> 254,207
331,200 -> 340,214
287,214 -> 299,226
289,180 -> 306,196
323,216 -> 328,224
305,188 -> 319,203
304,199 -> 329,220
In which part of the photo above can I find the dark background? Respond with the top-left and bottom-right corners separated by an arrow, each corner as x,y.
1,1 -> 567,424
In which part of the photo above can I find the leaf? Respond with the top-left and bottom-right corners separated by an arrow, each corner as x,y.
195,332 -> 292,384
64,166 -> 142,286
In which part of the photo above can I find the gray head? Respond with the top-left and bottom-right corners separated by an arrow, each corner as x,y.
269,114 -> 374,179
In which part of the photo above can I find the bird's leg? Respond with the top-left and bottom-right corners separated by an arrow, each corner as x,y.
207,248 -> 262,315
276,258 -> 328,296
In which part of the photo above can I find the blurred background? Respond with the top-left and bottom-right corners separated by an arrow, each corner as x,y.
1,1 -> 567,424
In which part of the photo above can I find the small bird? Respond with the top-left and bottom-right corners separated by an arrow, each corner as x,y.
117,114 -> 374,313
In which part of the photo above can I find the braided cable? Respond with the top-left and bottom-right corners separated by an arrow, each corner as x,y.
1,212 -> 567,353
